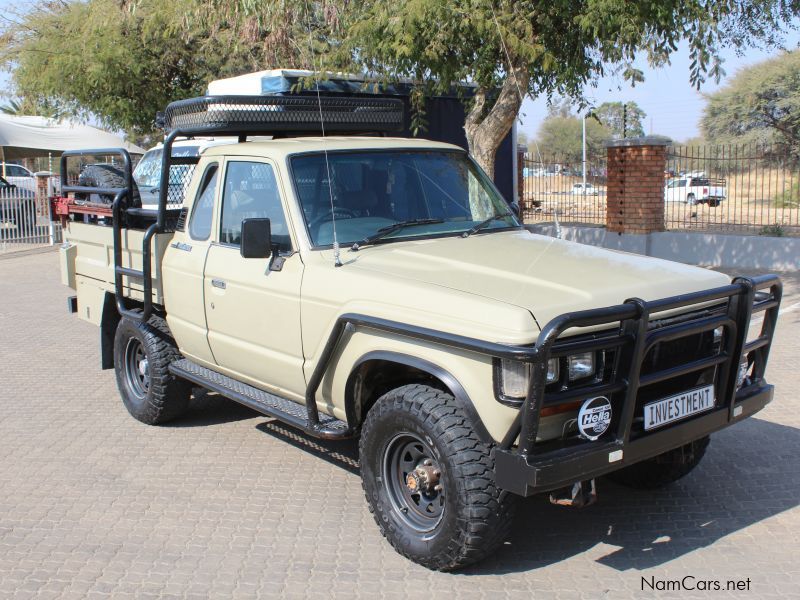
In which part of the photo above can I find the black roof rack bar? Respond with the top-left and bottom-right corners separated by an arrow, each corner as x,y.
161,95 -> 405,136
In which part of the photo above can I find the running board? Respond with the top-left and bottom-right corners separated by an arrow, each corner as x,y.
169,359 -> 353,440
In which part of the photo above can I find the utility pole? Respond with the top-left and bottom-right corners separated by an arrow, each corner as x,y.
581,115 -> 587,188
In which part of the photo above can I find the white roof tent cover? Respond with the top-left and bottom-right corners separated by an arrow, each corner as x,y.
0,115 -> 145,160
207,69 -> 477,97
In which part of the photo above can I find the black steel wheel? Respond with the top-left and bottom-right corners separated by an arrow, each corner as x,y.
124,337 -> 150,400
114,313 -> 190,424
382,433 -> 446,533
360,384 -> 516,571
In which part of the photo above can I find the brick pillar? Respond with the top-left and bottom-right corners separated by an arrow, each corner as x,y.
605,136 -> 670,234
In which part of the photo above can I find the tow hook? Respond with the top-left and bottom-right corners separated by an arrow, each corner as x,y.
549,479 -> 597,508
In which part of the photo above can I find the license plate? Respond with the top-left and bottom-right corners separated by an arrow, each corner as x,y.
644,385 -> 715,431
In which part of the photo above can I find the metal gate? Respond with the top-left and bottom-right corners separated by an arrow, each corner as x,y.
0,187 -> 60,254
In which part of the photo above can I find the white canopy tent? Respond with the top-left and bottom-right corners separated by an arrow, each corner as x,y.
0,114 -> 145,163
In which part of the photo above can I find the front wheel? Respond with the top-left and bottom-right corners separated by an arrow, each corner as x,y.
359,384 -> 516,571
606,436 -> 710,489
113,314 -> 191,424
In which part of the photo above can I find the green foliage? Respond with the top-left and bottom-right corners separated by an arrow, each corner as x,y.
0,0 -> 264,137
593,101 -> 646,138
702,50 -> 800,152
759,222 -> 786,236
536,109 -> 610,162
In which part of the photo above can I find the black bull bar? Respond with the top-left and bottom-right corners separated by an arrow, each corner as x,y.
493,274 -> 782,496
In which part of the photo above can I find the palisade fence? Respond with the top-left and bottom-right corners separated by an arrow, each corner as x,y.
521,142 -> 800,236
520,151 -> 608,225
665,143 -> 799,236
0,187 -> 61,254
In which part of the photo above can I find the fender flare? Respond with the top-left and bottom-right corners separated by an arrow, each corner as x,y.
345,350 -> 494,445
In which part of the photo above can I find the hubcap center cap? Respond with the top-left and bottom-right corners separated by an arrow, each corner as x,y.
405,463 -> 441,494
138,358 -> 149,378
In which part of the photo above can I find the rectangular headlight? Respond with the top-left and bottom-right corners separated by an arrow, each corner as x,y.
500,359 -> 559,399
568,352 -> 596,381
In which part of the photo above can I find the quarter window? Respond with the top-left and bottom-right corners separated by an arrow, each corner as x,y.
188,163 -> 218,240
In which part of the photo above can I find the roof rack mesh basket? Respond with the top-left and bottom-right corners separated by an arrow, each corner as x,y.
161,95 -> 405,135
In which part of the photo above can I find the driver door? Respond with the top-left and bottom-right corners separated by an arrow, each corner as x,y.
203,158 -> 306,401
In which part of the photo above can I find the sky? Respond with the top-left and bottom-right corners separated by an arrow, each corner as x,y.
517,31 -> 800,144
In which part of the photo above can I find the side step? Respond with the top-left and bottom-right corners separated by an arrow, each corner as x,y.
169,358 -> 352,439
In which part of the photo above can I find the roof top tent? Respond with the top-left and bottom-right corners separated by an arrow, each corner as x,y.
207,69 -> 518,203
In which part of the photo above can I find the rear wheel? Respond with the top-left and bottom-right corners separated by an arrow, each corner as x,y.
113,313 -> 190,424
359,384 -> 516,571
606,436 -> 710,489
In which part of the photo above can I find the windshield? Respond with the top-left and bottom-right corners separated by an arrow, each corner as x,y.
291,150 -> 519,246
133,145 -> 200,188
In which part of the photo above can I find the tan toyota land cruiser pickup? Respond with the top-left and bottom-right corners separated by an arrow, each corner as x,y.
56,95 -> 782,571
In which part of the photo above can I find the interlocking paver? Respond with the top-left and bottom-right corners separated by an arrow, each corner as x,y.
1,250 -> 799,598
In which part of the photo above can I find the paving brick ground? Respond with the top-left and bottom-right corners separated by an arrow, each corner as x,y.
1,250 -> 798,599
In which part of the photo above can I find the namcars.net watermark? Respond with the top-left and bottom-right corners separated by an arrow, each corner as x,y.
642,575 -> 752,592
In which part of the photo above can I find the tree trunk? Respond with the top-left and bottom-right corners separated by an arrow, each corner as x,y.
464,64 -> 528,178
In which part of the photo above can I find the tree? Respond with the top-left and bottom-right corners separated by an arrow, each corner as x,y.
701,50 -> 800,151
0,0 -> 266,138
207,0 -> 797,177
535,107 -> 610,163
593,101 -> 646,139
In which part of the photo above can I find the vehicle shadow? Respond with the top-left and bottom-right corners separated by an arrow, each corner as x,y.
168,389 -> 260,427
255,420 -> 360,475
253,415 -> 799,575
465,417 -> 800,575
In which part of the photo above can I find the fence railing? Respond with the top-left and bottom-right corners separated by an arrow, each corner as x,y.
0,188 -> 60,254
665,144 -> 799,236
520,153 -> 607,225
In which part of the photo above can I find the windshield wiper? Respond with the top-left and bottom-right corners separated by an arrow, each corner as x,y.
351,218 -> 445,251
462,212 -> 514,237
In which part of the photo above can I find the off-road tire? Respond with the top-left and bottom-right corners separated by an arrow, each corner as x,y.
113,313 -> 190,424
607,436 -> 710,489
359,384 -> 516,571
77,164 -> 141,208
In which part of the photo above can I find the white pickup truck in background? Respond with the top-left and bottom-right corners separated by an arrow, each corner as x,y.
665,173 -> 726,207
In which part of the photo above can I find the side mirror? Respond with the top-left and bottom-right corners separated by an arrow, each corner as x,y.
240,218 -> 272,259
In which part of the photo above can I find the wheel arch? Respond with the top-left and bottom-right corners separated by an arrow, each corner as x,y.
344,350 -> 493,444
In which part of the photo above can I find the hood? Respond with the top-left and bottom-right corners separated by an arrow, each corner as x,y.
347,230 -> 730,328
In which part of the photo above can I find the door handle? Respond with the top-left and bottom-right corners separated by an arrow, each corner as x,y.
211,278 -> 226,290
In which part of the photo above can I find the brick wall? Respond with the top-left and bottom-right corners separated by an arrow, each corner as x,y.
605,137 -> 670,234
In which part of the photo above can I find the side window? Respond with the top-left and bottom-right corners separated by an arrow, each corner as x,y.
188,163 -> 218,241
220,161 -> 291,251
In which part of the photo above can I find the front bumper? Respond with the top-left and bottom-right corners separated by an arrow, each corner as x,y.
492,274 -> 782,497
496,382 -> 772,496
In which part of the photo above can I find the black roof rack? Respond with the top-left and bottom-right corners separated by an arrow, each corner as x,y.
161,95 -> 404,136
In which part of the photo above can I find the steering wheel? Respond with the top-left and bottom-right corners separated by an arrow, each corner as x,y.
308,207 -> 358,230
